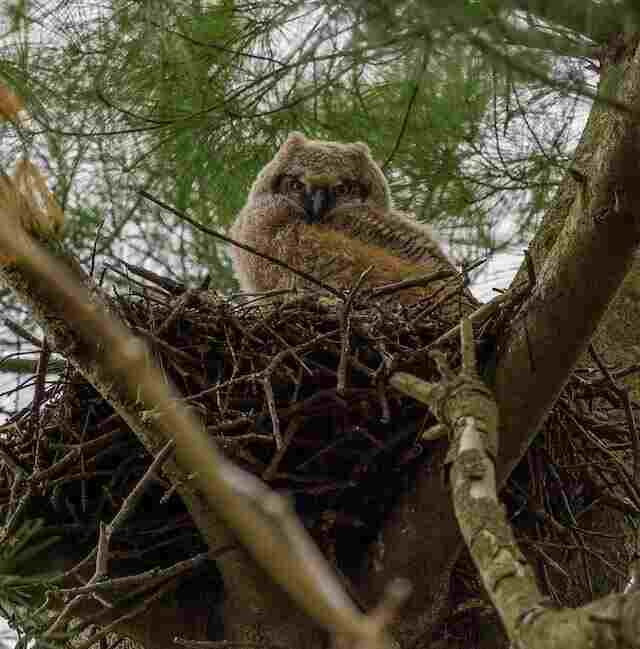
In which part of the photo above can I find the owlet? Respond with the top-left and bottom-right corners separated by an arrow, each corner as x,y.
229,132 -> 462,304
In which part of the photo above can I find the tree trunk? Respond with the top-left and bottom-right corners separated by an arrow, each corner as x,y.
498,30 -> 640,485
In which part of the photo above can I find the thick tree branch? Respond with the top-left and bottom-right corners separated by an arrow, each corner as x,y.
494,38 -> 640,486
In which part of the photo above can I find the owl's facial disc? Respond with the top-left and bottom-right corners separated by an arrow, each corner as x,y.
303,186 -> 336,224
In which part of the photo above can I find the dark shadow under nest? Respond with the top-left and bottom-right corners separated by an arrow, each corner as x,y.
0,265 -> 638,646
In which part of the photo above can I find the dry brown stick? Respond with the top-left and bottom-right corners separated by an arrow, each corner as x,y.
206,416 -> 254,436
261,321 -> 313,377
42,525 -> 115,636
45,437 -> 181,637
43,588 -> 92,637
106,262 -> 176,297
219,323 -> 240,417
428,284 -> 525,349
109,438 -> 175,533
369,269 -> 455,299
260,329 -> 340,449
144,331 -> 207,369
31,339 -> 50,470
262,377 -> 283,449
263,416 -> 304,481
59,578 -> 178,649
35,430 -> 119,475
4,316 -> 42,347
338,268 -> 372,395
120,260 -> 186,294
0,438 -> 26,476
155,288 -> 199,337
277,387 -> 363,418
57,551 -> 215,596
186,328 -> 340,400
4,482 -> 30,538
563,406 -> 640,510
140,189 -> 344,299
49,471 -> 110,489
226,311 -> 267,346
78,411 -> 90,514
216,433 -> 276,446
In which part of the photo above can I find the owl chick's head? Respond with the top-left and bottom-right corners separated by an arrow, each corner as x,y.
250,132 -> 392,223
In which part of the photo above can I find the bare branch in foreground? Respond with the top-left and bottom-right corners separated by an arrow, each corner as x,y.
0,208 -> 403,648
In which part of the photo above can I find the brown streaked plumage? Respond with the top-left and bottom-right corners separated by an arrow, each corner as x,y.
229,132 -> 462,304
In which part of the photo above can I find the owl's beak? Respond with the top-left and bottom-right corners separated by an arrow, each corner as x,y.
303,186 -> 336,224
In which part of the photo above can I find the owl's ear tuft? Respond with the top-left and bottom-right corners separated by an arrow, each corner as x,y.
353,141 -> 372,157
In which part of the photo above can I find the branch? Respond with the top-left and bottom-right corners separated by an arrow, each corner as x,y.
494,40 -> 640,489
491,19 -> 598,59
139,190 -> 343,299
466,32 -> 640,120
508,0 -> 634,46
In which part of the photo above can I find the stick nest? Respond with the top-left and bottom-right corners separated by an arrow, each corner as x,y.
0,267 -> 637,645
0,269 -> 477,585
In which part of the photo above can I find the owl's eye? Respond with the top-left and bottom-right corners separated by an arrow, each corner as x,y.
287,177 -> 305,192
334,180 -> 353,196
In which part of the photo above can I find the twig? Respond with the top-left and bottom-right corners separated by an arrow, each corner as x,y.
139,189 -> 343,299
409,279 -> 462,326
120,260 -> 186,294
263,417 -> 304,481
564,404 -> 640,511
4,317 -> 41,347
369,269 -> 455,299
262,377 -> 283,449
31,447 -> 80,482
338,268 -> 372,395
109,439 -> 175,533
187,329 -> 339,399
64,578 -> 178,649
155,288 -> 199,337
0,437 -> 26,476
32,338 -> 50,472
428,285 -> 523,349
57,550 -> 220,596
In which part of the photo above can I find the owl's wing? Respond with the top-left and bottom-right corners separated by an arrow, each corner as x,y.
326,204 -> 453,271
326,204 -> 480,312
